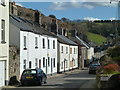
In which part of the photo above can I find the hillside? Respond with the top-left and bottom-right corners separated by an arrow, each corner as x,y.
87,32 -> 107,45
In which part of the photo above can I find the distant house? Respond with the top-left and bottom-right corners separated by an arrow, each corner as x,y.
76,36 -> 94,67
57,34 -> 78,73
9,15 -> 58,78
69,30 -> 94,69
0,0 -> 9,87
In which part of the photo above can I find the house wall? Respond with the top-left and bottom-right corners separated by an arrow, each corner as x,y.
59,43 -> 70,72
87,47 -> 94,60
20,31 -> 58,76
0,0 -> 9,86
20,31 -> 29,75
40,35 -> 57,75
47,37 -> 57,75
69,46 -> 78,70
9,23 -> 20,48
81,47 -> 87,68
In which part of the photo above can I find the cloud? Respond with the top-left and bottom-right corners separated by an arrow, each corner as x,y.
48,1 -> 117,11
109,17 -> 116,20
83,17 -> 101,21
15,3 -> 23,7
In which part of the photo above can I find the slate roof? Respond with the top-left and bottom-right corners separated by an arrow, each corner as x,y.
10,15 -> 78,46
69,36 -> 91,48
10,15 -> 57,38
57,34 -> 78,46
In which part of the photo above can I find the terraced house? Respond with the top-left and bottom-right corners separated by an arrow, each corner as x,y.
0,0 -> 9,87
9,14 -> 58,78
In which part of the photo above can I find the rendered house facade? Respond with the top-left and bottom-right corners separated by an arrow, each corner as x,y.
9,15 -> 58,78
57,34 -> 78,73
0,0 -> 9,86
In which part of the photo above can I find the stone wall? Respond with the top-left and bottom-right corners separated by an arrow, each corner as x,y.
9,46 -> 20,84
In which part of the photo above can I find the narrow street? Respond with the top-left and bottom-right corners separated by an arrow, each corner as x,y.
3,69 -> 97,89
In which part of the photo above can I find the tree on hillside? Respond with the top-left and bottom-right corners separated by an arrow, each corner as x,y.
49,14 -> 56,19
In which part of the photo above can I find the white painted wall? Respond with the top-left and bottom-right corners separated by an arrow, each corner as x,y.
47,37 -> 57,75
69,46 -> 78,70
87,47 -> 94,60
20,31 -> 58,75
20,31 -> 29,75
0,0 -> 9,86
59,43 -> 70,72
40,35 -> 57,75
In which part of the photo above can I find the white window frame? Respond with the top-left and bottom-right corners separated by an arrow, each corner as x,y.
35,58 -> 38,67
1,0 -> 5,6
1,19 -> 6,43
48,39 -> 50,49
61,46 -> 63,53
43,38 -> 45,48
23,59 -> 26,69
43,57 -> 45,67
23,36 -> 27,49
53,40 -> 55,49
35,37 -> 38,48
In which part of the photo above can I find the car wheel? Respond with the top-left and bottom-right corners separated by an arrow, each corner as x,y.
39,81 -> 42,86
89,71 -> 91,74
44,81 -> 47,84
39,78 -> 42,86
21,82 -> 25,86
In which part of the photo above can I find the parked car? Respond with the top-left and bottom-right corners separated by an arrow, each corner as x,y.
106,74 -> 120,89
20,68 -> 47,86
89,63 -> 100,74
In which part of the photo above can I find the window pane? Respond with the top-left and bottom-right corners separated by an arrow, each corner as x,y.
48,39 -> 50,49
43,57 -> 45,67
24,36 -> 26,48
1,0 -> 5,5
23,59 -> 26,69
53,58 -> 55,67
35,58 -> 38,67
29,61 -> 31,68
53,40 -> 55,49
1,19 -> 5,42
48,57 -> 50,66
35,37 -> 38,48
43,38 -> 45,48
61,46 -> 63,53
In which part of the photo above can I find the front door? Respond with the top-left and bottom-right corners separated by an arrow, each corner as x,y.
51,58 -> 53,75
46,59 -> 47,74
0,61 -> 5,87
39,60 -> 41,68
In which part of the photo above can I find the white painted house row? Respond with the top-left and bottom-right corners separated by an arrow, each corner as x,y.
57,34 -> 78,72
9,15 -> 79,77
9,15 -> 58,76
0,0 -> 9,87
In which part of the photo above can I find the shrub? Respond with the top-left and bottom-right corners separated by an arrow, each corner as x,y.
103,64 -> 120,74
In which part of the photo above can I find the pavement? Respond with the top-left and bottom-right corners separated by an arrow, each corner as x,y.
1,68 -> 89,89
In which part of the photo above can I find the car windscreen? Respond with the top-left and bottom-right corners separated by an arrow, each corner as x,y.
22,70 -> 37,75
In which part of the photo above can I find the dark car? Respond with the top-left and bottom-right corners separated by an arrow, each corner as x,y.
20,68 -> 47,86
89,63 -> 100,74
106,74 -> 120,89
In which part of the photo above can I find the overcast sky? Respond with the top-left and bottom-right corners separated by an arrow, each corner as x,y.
14,0 -> 120,21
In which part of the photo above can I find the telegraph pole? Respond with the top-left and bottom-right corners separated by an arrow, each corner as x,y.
110,0 -> 120,45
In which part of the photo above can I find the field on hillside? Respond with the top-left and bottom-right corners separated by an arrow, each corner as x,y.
87,32 -> 107,45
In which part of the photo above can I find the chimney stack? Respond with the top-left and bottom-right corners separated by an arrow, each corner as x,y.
34,10 -> 41,25
10,2 -> 18,15
71,29 -> 78,37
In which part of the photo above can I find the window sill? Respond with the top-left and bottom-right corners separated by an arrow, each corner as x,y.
35,47 -> 38,49
23,48 -> 27,50
43,47 -> 45,49
1,41 -> 6,44
1,3 -> 6,6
